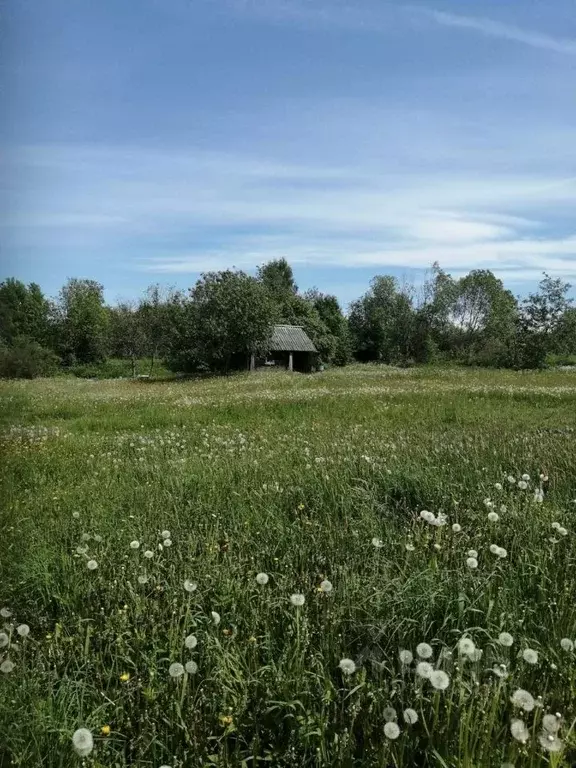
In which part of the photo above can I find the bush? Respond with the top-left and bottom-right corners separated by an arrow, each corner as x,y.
0,336 -> 59,379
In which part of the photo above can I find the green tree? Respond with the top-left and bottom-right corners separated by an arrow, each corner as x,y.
108,302 -> 147,377
257,258 -> 298,303
0,278 -> 51,346
516,274 -> 573,368
305,290 -> 352,365
55,279 -> 109,364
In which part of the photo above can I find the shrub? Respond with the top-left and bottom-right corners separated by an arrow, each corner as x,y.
0,336 -> 59,379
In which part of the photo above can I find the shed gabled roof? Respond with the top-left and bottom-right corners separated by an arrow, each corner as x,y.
270,324 -> 317,353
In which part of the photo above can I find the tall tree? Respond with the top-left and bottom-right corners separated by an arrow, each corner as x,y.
55,278 -> 109,364
108,302 -> 147,377
516,274 -> 573,367
0,278 -> 51,346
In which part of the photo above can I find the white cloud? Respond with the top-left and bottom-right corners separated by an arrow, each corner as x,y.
428,10 -> 576,56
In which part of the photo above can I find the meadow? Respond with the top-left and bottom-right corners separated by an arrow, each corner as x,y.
1,365 -> 576,768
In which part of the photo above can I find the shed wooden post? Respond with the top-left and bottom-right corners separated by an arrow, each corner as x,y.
288,351 -> 293,372
249,353 -> 256,372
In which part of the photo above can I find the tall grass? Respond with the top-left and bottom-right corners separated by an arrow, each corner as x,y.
1,366 -> 575,767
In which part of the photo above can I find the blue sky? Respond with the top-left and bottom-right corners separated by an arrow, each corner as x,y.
2,0 -> 576,307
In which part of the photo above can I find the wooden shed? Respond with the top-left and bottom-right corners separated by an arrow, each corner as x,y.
250,324 -> 317,372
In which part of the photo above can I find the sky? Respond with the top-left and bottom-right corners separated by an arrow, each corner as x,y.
1,0 -> 576,308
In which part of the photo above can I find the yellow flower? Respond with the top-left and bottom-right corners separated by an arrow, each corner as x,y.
101,725 -> 111,736
219,715 -> 233,727
119,672 -> 130,682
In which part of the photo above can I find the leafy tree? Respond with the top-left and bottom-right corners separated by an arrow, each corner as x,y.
0,336 -> 58,378
0,279 -> 51,346
305,290 -> 352,366
257,258 -> 298,303
516,274 -> 573,368
55,279 -> 109,364
108,302 -> 147,377
169,270 -> 274,373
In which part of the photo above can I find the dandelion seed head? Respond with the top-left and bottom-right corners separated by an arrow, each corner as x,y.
489,544 -> 499,554
161,530 -> 171,539
0,660 -> 15,674
0,608 -> 12,618
560,638 -> 574,651
466,557 -> 478,569
72,511 -> 80,519
339,658 -> 356,675
168,662 -> 184,678
129,540 -> 140,549
382,706 -> 397,722
211,611 -> 221,625
143,550 -> 154,559
452,523 -> 462,533
458,638 -> 476,656
403,708 -> 418,724
183,579 -> 197,593
521,474 -> 530,482
507,475 -> 516,484
319,579 -> 333,593
137,575 -> 148,585
416,661 -> 433,679
86,559 -> 98,570
399,649 -> 413,665
416,642 -> 433,659
16,624 -> 29,637
467,549 -> 478,558
430,670 -> 450,690
383,722 -> 400,740
498,632 -> 514,647
557,526 -> 568,536
510,718 -> 529,743
290,593 -> 305,607
511,689 -> 535,712
538,732 -> 563,752
494,482 -> 503,490
371,537 -> 384,548
256,572 -> 269,585
163,539 -> 172,547
488,512 -> 500,522
405,542 -> 415,551
185,660 -> 198,674
184,634 -> 198,649
518,481 -> 528,490
72,728 -> 93,756
542,714 -> 560,733
0,632 -> 8,648
523,648 -> 538,665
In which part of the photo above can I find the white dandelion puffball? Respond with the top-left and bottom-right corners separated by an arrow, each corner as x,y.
93,534 -> 102,543
558,526 -> 568,536
510,719 -> 529,743
452,523 -> 462,533
163,539 -> 172,547
405,542 -> 415,551
72,511 -> 80,519
500,504 -> 507,513
137,575 -> 149,585
458,638 -> 476,656
416,642 -> 433,659
501,763 -> 515,768
496,547 -> 507,558
76,545 -> 88,555
430,670 -> 450,690
183,580 -> 197,593
498,632 -> 514,647
319,579 -> 333,593
416,661 -> 433,679
494,482 -> 503,491
290,593 -> 305,607
371,537 -> 384,548
168,662 -> 184,678
489,544 -> 499,554
158,543 -> 163,551
72,728 -> 94,757
399,649 -> 413,665
339,658 -> 356,675
467,549 -> 478,558
521,473 -> 530,482
483,498 -> 494,509
560,638 -> 574,651
81,533 -> 91,542
492,664 -> 508,679
403,708 -> 418,724
383,722 -> 400,740
130,540 -> 140,549
518,480 -> 528,490
523,648 -> 538,665
0,632 -> 8,648
538,732 -> 564,752
86,559 -> 98,570
161,530 -> 171,539
184,634 -> 198,649
185,660 -> 198,675
16,624 -> 30,638
0,660 -> 15,674
143,550 -> 154,559
256,573 -> 269,585
488,512 -> 499,523
211,611 -> 221,625
382,706 -> 397,722
511,689 -> 535,712
542,714 -> 560,734
552,521 -> 561,531
507,475 -> 516,484
466,557 -> 478,569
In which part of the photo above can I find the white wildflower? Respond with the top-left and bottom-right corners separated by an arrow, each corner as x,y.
466,557 -> 478,569
0,608 -> 12,618
497,547 -> 507,558
0,660 -> 15,674
510,718 -> 529,743
518,481 -> 528,490
511,689 -> 535,712
16,624 -> 30,637
382,706 -> 397,722
72,728 -> 94,756
184,634 -> 198,649
498,632 -> 514,647
405,542 -> 415,551
489,544 -> 499,554
371,537 -> 384,548
522,648 -> 538,665
185,660 -> 198,674
560,638 -> 574,651
86,559 -> 98,570
319,579 -> 333,593
339,658 -> 356,675
383,722 -> 400,740
430,670 -> 450,690
129,540 -> 140,549
521,474 -> 530,482
494,482 -> 503,490
467,549 -> 478,558
542,714 -> 560,734
403,708 -> 418,724
256,573 -> 269,585
416,642 -> 433,659
419,510 -> 434,523
0,632 -> 8,648
168,662 -> 184,678
72,511 -> 80,519
488,512 -> 499,522
137,575 -> 149,585
534,489 -> 544,503
143,550 -> 154,559
538,732 -> 563,752
183,580 -> 197,593
452,523 -> 462,533
399,649 -> 413,665
416,661 -> 433,679
458,638 -> 476,656
290,594 -> 305,607
507,475 -> 516,484
93,535 -> 102,543
211,611 -> 221,625
557,526 -> 568,536
552,522 -> 561,531
161,530 -> 171,539
163,539 -> 172,547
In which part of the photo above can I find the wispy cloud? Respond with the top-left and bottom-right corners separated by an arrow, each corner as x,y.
428,9 -> 576,56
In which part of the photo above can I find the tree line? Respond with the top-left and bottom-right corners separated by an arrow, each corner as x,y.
0,259 -> 574,378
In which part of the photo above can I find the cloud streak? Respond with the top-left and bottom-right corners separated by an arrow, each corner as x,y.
428,10 -> 576,56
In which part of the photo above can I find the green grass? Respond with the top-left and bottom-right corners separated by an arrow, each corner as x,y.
1,365 -> 576,767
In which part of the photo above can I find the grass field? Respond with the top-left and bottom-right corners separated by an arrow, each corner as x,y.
1,366 -> 576,767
